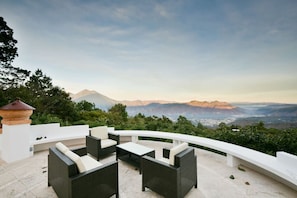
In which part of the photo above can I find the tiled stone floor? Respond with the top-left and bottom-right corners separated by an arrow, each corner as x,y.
0,140 -> 297,198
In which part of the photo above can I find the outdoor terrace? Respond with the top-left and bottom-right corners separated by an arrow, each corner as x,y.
1,139 -> 297,198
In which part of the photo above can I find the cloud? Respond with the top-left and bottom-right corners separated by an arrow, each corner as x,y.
1,0 -> 296,103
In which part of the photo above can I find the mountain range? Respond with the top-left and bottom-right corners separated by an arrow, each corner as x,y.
70,89 -> 297,128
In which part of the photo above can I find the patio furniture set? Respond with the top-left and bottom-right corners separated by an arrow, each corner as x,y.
48,126 -> 198,198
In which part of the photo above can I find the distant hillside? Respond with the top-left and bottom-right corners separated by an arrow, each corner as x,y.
230,103 -> 297,128
187,100 -> 236,109
70,89 -> 297,127
126,102 -> 243,121
70,90 -> 239,112
255,104 -> 297,117
71,89 -> 117,111
120,100 -> 174,106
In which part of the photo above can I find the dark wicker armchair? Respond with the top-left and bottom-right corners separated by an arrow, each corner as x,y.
48,143 -> 119,198
141,143 -> 197,198
86,126 -> 120,160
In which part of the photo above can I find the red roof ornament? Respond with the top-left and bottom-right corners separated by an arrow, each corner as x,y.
0,99 -> 35,110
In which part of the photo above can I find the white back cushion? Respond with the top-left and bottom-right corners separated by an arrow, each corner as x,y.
169,143 -> 188,166
91,126 -> 108,140
56,142 -> 69,154
65,150 -> 80,162
64,150 -> 86,173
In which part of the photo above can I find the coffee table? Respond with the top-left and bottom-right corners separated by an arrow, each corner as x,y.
116,142 -> 155,174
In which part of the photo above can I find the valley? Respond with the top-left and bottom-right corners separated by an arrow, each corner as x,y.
71,90 -> 297,128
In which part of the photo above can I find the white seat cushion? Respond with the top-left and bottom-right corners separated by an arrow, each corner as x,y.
80,155 -> 102,172
65,150 -> 102,173
169,143 -> 188,166
101,139 -> 117,148
91,126 -> 108,140
56,142 -> 69,154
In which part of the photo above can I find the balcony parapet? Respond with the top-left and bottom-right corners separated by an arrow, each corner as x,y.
4,124 -> 294,191
112,130 -> 297,191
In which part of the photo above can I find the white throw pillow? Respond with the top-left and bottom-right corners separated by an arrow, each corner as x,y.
91,126 -> 108,140
56,142 -> 69,154
101,139 -> 117,148
169,143 -> 188,166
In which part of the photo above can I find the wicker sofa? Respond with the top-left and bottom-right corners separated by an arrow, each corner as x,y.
142,143 -> 197,198
86,126 -> 120,160
48,142 -> 119,198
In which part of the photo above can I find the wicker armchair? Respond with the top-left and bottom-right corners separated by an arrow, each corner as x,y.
48,143 -> 119,198
86,126 -> 119,160
141,143 -> 197,198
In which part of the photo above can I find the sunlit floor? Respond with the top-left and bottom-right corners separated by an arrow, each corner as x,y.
0,140 -> 296,198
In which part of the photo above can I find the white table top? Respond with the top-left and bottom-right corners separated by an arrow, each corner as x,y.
117,142 -> 154,156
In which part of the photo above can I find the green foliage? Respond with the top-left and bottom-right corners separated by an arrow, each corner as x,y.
1,69 -> 78,124
76,100 -> 96,111
213,123 -> 297,156
126,113 -> 146,130
0,17 -> 30,88
174,116 -> 197,136
107,103 -> 128,129
31,113 -> 63,125
77,109 -> 108,127
0,17 -> 18,66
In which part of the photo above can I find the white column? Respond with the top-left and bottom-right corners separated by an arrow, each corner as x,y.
1,123 -> 32,163
173,140 -> 183,146
131,136 -> 138,142
227,154 -> 241,167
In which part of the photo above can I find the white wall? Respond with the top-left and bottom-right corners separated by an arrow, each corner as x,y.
1,124 -> 31,163
0,123 -> 90,161
30,123 -> 89,144
30,123 -> 60,142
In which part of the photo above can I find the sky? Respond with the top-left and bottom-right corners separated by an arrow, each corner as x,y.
1,0 -> 297,103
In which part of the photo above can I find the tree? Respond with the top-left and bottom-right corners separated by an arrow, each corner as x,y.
0,17 -> 18,67
174,116 -> 196,135
24,69 -> 53,112
21,69 -> 78,123
107,103 -> 128,129
0,17 -> 30,88
26,69 -> 53,95
76,100 -> 96,111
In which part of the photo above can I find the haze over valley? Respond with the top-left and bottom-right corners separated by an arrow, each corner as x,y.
71,90 -> 297,128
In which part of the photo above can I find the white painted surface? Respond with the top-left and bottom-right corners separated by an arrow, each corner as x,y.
30,123 -> 89,145
1,124 -> 31,163
117,142 -> 154,156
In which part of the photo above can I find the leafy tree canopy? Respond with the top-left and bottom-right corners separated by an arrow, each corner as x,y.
0,16 -> 17,66
0,17 -> 30,88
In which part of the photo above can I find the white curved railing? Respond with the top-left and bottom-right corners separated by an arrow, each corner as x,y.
112,130 -> 297,191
